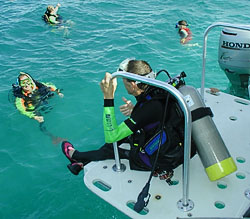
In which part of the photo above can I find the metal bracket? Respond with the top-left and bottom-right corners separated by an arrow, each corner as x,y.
112,163 -> 126,172
177,199 -> 194,212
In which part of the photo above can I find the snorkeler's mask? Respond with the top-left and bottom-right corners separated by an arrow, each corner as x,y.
20,78 -> 32,87
18,72 -> 36,91
118,58 -> 156,84
175,21 -> 189,28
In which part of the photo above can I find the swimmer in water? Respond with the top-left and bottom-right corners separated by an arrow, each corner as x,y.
43,3 -> 62,25
176,20 -> 192,44
12,72 -> 63,123
11,72 -> 65,144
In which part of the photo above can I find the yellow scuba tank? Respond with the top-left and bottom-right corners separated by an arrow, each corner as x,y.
179,85 -> 237,181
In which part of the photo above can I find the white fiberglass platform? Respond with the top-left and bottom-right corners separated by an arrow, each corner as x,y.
83,88 -> 250,219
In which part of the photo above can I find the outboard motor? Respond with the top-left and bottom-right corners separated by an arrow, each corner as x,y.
218,28 -> 250,98
178,85 -> 237,181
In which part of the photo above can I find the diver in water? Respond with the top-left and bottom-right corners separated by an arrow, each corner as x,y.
43,3 -> 62,25
61,59 -> 197,182
42,3 -> 74,37
12,72 -> 64,123
12,72 -> 65,144
176,20 -> 192,44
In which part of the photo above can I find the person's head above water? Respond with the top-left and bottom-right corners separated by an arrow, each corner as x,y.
18,72 -> 36,93
46,5 -> 55,14
45,3 -> 61,16
176,20 -> 189,28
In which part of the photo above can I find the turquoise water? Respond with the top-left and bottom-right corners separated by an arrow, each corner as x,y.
0,0 -> 249,218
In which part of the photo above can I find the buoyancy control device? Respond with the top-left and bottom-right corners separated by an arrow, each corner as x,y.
161,71 -> 237,181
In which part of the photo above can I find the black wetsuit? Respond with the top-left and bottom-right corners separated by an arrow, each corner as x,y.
72,88 -> 196,171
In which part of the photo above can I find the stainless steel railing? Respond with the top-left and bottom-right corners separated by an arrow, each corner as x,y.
111,71 -> 193,211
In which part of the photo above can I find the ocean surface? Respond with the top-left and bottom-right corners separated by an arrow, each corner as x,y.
0,0 -> 249,218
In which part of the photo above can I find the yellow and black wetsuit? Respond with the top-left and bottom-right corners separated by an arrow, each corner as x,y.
43,11 -> 62,25
14,81 -> 58,119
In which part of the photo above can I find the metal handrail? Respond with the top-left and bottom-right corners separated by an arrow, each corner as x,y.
111,71 -> 193,210
200,22 -> 250,100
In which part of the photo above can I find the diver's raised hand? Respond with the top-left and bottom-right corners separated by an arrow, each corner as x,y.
34,116 -> 44,123
58,92 -> 64,98
100,72 -> 117,99
119,97 -> 134,116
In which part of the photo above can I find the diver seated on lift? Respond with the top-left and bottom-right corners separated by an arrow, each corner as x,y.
61,59 -> 197,184
12,72 -> 63,123
43,3 -> 62,25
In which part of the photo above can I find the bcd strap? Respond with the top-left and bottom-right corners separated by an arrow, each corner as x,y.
191,107 -> 213,122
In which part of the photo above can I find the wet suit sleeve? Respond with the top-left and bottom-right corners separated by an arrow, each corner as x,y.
41,82 -> 58,92
15,97 -> 36,119
103,99 -> 133,143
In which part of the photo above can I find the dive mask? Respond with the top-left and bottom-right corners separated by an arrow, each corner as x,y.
20,78 -> 32,87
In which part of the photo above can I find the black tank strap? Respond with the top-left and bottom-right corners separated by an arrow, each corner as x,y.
191,107 -> 213,122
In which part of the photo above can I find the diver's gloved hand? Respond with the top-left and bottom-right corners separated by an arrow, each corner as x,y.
119,97 -> 134,116
34,116 -> 44,123
56,89 -> 64,98
58,92 -> 64,98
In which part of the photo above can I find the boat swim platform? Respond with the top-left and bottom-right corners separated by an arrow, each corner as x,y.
83,88 -> 250,219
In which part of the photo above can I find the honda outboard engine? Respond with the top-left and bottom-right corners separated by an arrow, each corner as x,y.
218,28 -> 250,98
